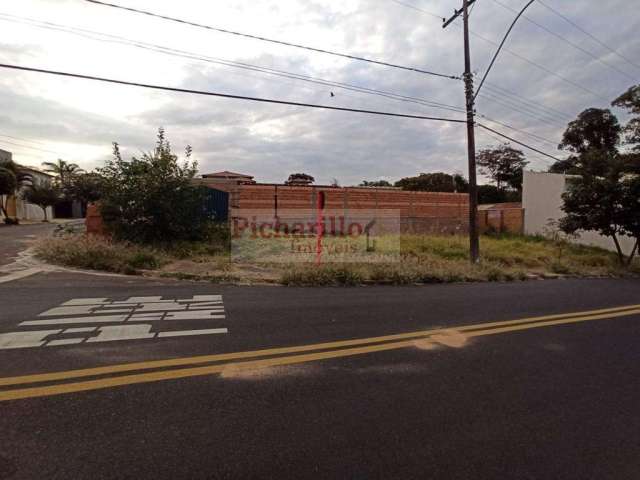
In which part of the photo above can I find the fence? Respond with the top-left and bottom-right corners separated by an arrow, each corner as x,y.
201,184 -> 470,235
85,187 -> 525,237
477,205 -> 524,234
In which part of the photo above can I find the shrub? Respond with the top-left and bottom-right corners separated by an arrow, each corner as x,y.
98,128 -> 216,244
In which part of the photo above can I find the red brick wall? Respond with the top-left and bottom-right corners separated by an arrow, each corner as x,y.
223,185 -> 469,234
85,203 -> 106,236
477,206 -> 524,234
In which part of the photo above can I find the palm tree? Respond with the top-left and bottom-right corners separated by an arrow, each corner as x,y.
0,158 -> 32,220
42,159 -> 83,185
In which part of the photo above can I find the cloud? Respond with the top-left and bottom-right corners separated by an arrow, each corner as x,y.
0,0 -> 638,183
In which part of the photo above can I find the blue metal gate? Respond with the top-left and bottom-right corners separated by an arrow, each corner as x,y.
202,188 -> 229,222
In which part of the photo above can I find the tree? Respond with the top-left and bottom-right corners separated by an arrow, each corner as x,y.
476,184 -> 519,204
476,144 -> 529,192
550,108 -> 622,174
0,169 -> 18,220
559,108 -> 622,154
395,172 -> 467,192
285,173 -> 314,186
559,149 -> 634,264
22,182 -> 61,222
612,85 -> 640,151
64,172 -> 105,215
0,158 -> 32,222
359,180 -> 392,187
42,159 -> 84,185
618,175 -> 640,264
98,128 -> 213,244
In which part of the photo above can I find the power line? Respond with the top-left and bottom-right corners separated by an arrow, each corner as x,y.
390,0 -> 573,121
478,127 -> 553,165
482,82 -> 572,121
474,0 -> 535,100
477,90 -> 566,126
0,62 -> 564,164
490,0 -> 636,81
85,0 -> 460,80
45,9 -> 575,125
480,89 -> 568,125
0,13 -> 466,116
476,114 -> 559,147
477,123 -> 561,161
0,133 -> 47,146
537,0 -> 640,72
0,138 -> 61,155
388,0 -> 443,19
387,0 -> 611,102
470,28 -> 610,102
0,63 -> 468,123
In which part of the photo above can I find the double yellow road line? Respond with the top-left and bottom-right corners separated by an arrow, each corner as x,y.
1,303 -> 640,402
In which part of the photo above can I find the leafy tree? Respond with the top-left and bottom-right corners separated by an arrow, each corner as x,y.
452,174 -> 469,193
559,149 -> 634,265
476,184 -> 520,204
550,108 -> 622,174
548,157 -> 579,175
359,180 -> 392,187
619,175 -> 640,263
42,159 -> 84,185
98,128 -> 213,244
555,107 -> 640,265
285,173 -> 315,185
612,85 -> 640,151
22,181 -> 61,222
476,144 -> 529,192
395,172 -> 468,192
559,108 -> 622,154
64,172 -> 105,215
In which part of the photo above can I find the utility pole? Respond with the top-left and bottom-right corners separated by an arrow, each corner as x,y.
444,0 -> 480,263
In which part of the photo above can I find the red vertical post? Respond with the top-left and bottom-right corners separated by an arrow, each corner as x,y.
316,191 -> 325,266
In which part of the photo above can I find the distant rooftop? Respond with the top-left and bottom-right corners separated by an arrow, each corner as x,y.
202,171 -> 254,179
19,165 -> 53,177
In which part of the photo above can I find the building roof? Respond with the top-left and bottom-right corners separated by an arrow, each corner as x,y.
19,165 -> 53,177
202,171 -> 254,179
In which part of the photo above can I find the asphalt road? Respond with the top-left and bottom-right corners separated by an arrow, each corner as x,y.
0,223 -> 55,267
1,238 -> 640,478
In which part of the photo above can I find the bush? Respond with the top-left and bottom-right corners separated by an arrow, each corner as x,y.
98,128 -> 216,244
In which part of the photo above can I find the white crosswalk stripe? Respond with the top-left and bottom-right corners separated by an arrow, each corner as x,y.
0,295 -> 229,349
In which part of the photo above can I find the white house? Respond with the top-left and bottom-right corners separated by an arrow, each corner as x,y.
522,170 -> 636,255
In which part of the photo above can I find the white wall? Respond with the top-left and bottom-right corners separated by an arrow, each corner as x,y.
15,199 -> 53,221
522,171 -> 636,255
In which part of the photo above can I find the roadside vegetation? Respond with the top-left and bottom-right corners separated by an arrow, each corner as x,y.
35,234 -> 168,275
35,231 -> 639,285
32,117 -> 640,285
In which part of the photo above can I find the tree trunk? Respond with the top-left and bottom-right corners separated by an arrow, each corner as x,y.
41,206 -> 48,222
611,234 -> 625,265
627,238 -> 639,266
0,195 -> 7,219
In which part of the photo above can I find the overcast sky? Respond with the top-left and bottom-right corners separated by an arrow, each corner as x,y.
1,0 -> 639,185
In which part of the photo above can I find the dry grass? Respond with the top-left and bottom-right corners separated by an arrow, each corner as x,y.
280,234 -> 636,285
34,235 -> 169,275
35,232 -> 638,285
